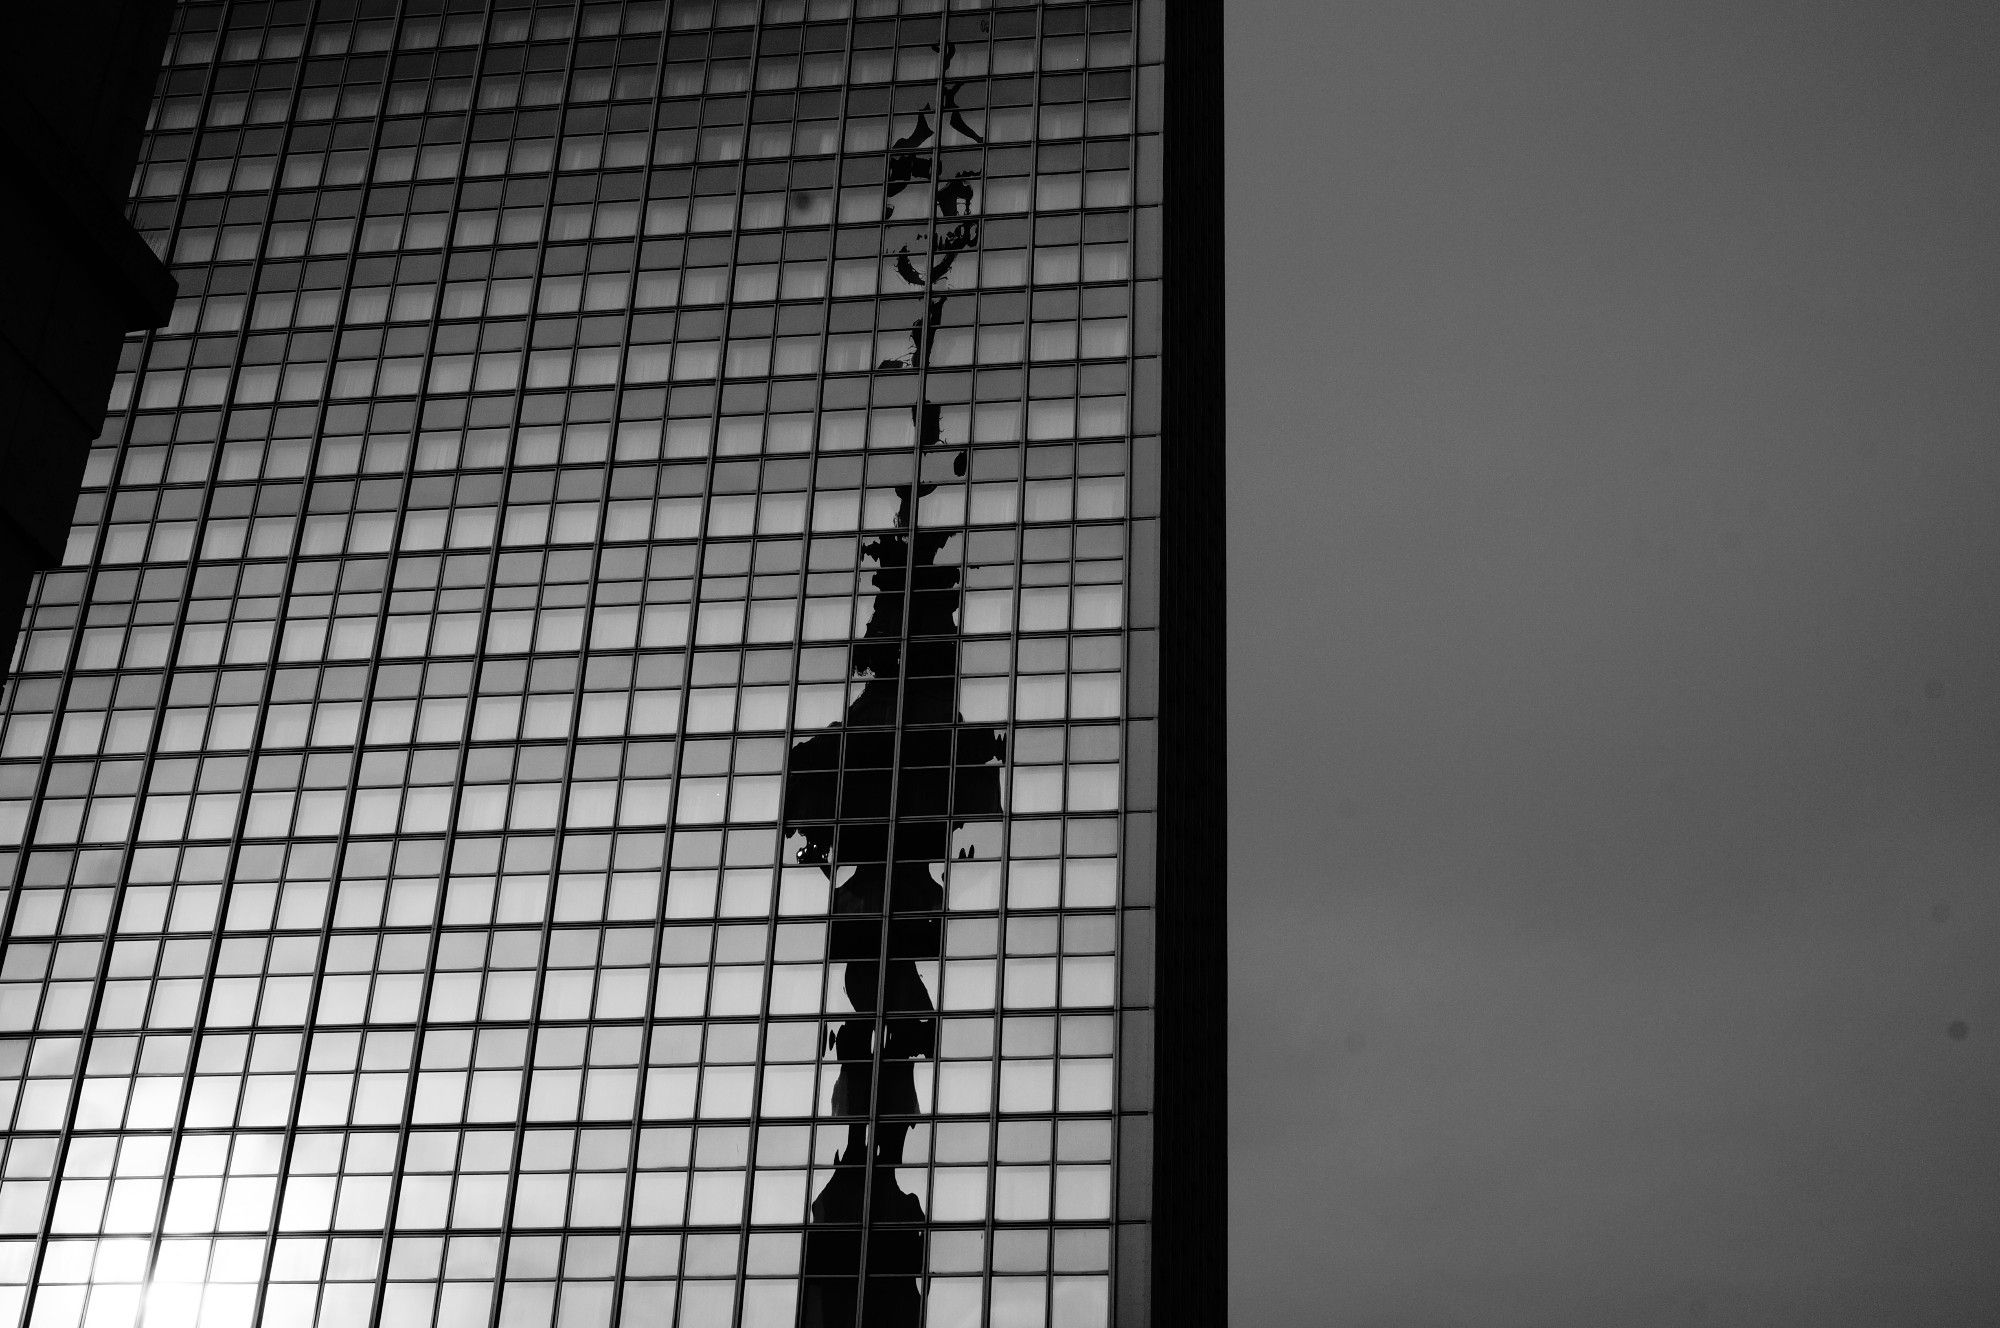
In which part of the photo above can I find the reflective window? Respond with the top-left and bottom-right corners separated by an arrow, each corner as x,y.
4,2 -> 1163,1326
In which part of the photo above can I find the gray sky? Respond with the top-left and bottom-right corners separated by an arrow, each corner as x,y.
1225,4 -> 2000,1324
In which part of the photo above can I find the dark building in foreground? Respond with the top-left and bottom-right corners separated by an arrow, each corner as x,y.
0,2 -> 1220,1326
0,2 -> 179,676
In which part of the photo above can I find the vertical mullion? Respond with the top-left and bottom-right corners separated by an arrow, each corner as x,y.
354,5 -> 522,1325
597,9 -> 683,1327
479,3 -> 604,1321
849,11 -> 963,1324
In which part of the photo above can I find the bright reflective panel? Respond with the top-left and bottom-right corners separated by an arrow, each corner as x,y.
0,1 -> 1162,1325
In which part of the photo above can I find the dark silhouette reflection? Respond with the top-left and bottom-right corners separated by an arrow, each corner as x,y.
785,37 -> 1001,1328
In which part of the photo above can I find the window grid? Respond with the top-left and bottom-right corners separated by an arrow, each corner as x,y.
2,2 -> 1157,1326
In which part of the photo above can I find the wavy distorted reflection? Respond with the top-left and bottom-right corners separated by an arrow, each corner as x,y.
781,33 -> 1003,1328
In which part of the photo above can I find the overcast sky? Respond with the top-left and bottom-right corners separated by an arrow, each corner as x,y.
1225,4 -> 2000,1324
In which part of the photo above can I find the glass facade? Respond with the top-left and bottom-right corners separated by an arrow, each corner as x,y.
0,1 -> 1207,1326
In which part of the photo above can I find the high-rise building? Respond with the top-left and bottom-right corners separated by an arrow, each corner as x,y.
0,3 -> 1221,1327
0,0 -> 179,676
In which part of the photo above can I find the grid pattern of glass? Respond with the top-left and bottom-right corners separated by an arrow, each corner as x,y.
0,1 -> 1163,1326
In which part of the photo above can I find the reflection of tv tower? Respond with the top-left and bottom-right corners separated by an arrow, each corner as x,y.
782,38 -> 1003,1328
